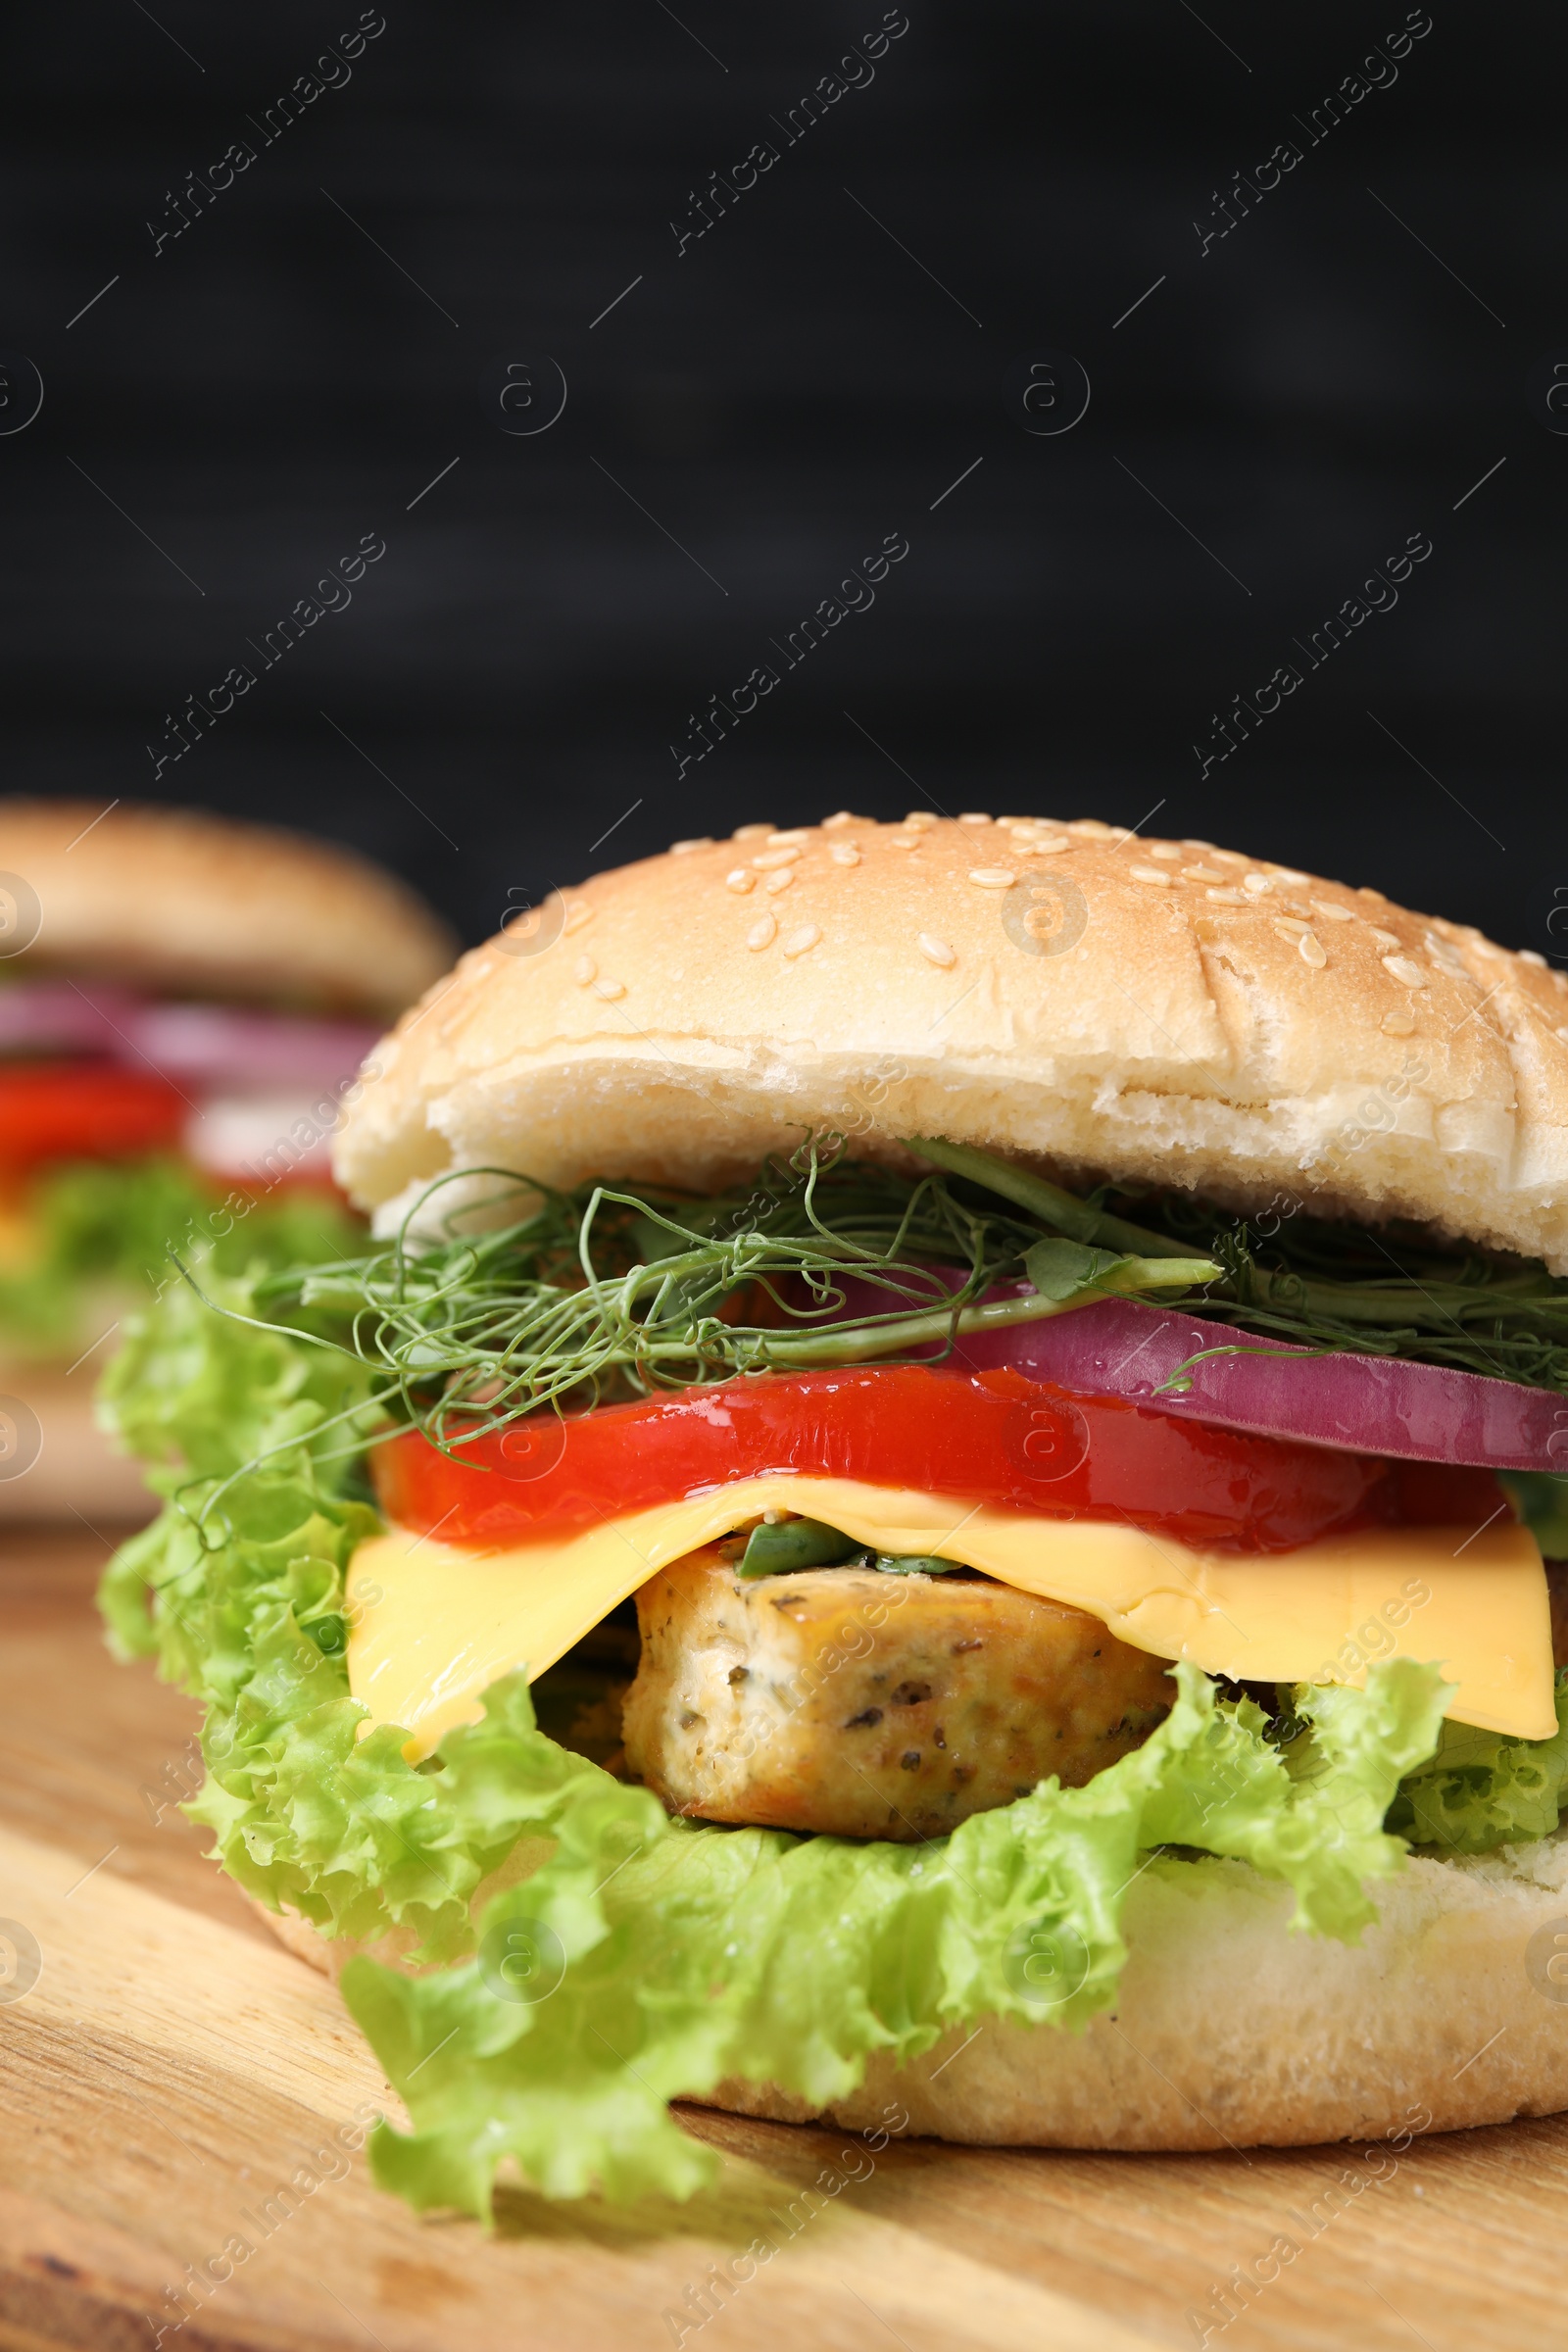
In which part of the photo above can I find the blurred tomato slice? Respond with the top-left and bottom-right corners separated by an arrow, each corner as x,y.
0,1060 -> 188,1175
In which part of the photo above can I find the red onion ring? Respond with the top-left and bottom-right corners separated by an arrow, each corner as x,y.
949,1294 -> 1568,1473
131,1003 -> 379,1089
0,982 -> 378,1090
0,981 -> 141,1055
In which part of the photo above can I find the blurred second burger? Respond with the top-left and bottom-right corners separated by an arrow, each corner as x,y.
0,798 -> 455,1518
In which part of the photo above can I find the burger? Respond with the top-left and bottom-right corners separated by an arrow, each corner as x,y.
0,799 -> 454,1518
101,811 -> 1568,2220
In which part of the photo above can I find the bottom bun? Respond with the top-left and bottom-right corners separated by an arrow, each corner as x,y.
0,1363 -> 157,1524
250,1832 -> 1568,2151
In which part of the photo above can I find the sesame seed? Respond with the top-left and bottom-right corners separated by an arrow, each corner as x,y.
1242,873 -> 1272,895
747,913 -> 777,952
1311,901 -> 1354,923
1205,887 -> 1247,906
1183,838 -> 1217,852
782,923 -> 821,957
767,829 -> 811,846
889,833 -> 922,852
918,934 -> 956,967
905,810 -> 938,829
1129,864 -> 1174,887
563,903 -> 594,936
725,867 -> 757,894
592,976 -> 625,1001
763,867 -> 795,896
733,823 -> 774,840
1369,927 -> 1401,950
1272,917 -> 1311,937
1067,818 -> 1117,838
1424,931 -> 1468,972
1271,866 -> 1310,884
829,844 -> 861,866
1521,948 -> 1547,968
821,810 -> 860,829
1209,849 -> 1247,867
1149,844 -> 1182,861
1021,835 -> 1070,855
1183,863 -> 1226,884
957,811 -> 993,825
967,866 -> 1017,889
1382,1008 -> 1417,1036
1556,1026 -> 1568,1046
670,838 -> 711,855
1382,955 -> 1427,989
1472,940 -> 1505,959
753,847 -> 802,870
573,955 -> 597,987
1298,932 -> 1327,968
1357,886 -> 1388,903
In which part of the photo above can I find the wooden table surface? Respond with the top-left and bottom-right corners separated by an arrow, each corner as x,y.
4,1524 -> 1568,2352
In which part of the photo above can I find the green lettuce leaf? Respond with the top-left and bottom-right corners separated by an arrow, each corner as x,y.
103,1275 -> 1552,2221
339,1653 -> 1448,2218
1385,1671 -> 1568,1854
97,1263 -> 486,1950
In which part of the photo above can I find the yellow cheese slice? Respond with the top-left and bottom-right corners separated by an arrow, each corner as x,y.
345,1476 -> 1556,1759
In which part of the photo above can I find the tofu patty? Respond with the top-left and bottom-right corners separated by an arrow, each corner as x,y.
620,1545 -> 1173,1841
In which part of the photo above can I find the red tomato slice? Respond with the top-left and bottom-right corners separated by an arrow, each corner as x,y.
0,1060 -> 188,1174
372,1364 -> 1493,1556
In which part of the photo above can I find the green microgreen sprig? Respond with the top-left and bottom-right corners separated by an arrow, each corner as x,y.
913,1137 -> 1568,1392
172,1133 -> 1568,1494
240,1143 -> 1212,1457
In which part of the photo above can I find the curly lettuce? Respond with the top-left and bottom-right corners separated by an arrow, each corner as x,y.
1385,1672 -> 1568,1854
97,1269 -> 1555,2219
339,1653 -> 1448,2215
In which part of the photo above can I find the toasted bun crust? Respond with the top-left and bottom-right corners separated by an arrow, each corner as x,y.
252,1832 -> 1568,2149
1,799 -> 457,1017
334,814 -> 1568,1270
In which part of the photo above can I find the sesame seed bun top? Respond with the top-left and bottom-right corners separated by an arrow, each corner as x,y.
333,812 -> 1568,1270
0,799 -> 458,1020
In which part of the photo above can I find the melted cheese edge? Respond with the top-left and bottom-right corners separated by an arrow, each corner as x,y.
345,1477 -> 1556,1759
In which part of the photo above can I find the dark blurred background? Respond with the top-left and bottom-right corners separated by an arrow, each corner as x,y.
4,1 -> 1562,952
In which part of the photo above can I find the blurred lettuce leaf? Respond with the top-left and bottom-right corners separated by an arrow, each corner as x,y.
0,1152 -> 358,1357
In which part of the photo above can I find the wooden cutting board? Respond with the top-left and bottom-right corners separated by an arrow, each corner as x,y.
4,1526 -> 1568,2352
